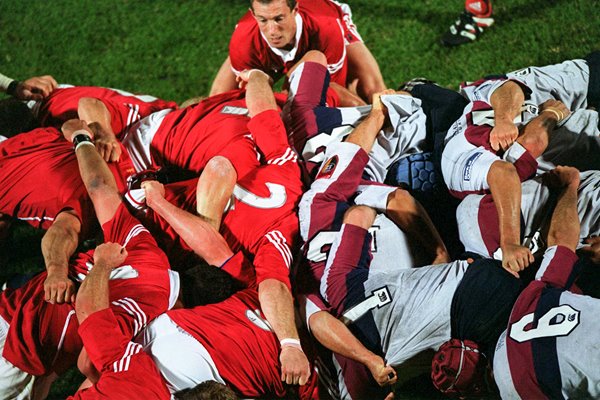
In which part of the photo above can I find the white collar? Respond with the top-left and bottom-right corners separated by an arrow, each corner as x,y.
261,12 -> 303,63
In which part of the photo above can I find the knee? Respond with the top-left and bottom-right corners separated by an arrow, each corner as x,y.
343,205 -> 376,229
301,50 -> 327,67
204,156 -> 237,182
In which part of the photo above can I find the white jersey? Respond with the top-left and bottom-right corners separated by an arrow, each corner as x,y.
493,246 -> 600,399
320,216 -> 470,366
443,59 -> 599,197
505,59 -> 590,111
456,170 -> 600,258
285,61 -> 427,182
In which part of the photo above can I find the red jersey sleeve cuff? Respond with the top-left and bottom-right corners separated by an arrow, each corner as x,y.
220,251 -> 257,288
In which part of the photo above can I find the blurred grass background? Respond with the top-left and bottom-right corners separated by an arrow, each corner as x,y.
2,0 -> 598,104
1,0 -> 598,398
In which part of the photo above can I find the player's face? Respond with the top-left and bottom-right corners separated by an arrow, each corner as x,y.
251,0 -> 297,50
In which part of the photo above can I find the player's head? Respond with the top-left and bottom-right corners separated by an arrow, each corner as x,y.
431,339 -> 494,398
0,98 -> 38,138
179,262 -> 243,307
174,381 -> 238,400
250,0 -> 298,50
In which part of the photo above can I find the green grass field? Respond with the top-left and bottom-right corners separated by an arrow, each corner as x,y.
1,0 -> 598,398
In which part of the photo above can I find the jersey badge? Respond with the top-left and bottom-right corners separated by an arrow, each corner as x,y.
245,309 -> 273,332
221,106 -> 249,116
463,152 -> 483,181
317,155 -> 339,180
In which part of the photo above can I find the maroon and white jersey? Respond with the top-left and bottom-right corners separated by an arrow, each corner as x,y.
30,85 -> 177,134
69,308 -> 170,400
284,61 -> 426,182
493,246 -> 600,399
441,77 -> 539,198
122,90 -> 260,178
0,272 -> 81,377
229,9 -> 348,87
444,61 -> 600,198
159,288 -> 318,399
297,140 -> 406,318
70,204 -> 179,339
464,59 -> 592,112
0,127 -> 133,233
456,170 -> 600,259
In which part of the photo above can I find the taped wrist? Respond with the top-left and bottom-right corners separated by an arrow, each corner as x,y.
6,80 -> 19,96
73,132 -> 94,151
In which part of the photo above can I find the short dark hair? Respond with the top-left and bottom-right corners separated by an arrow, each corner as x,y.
0,98 -> 38,138
179,262 -> 243,307
174,381 -> 238,400
250,0 -> 296,11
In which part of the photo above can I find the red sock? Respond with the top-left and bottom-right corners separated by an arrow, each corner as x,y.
464,0 -> 493,18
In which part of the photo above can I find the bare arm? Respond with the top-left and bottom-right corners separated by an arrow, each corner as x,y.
309,310 -> 397,387
0,73 -> 57,100
209,56 -> 239,96
345,90 -> 395,152
489,80 -> 526,151
236,69 -> 277,118
487,160 -> 533,277
329,81 -> 367,107
75,243 -> 128,324
62,119 -> 121,225
516,99 -> 570,158
346,42 -> 386,104
258,278 -> 311,386
385,189 -> 450,264
42,210 -> 80,304
546,167 -> 581,251
78,97 -> 121,162
143,180 -> 233,266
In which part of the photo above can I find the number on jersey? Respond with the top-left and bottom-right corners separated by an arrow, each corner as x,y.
509,304 -> 580,343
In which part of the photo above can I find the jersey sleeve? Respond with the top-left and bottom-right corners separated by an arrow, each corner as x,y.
535,245 -> 581,290
92,97 -> 147,138
248,109 -> 296,162
71,308 -> 170,400
220,251 -> 257,288
460,77 -> 532,105
314,15 -> 348,85
300,142 -> 369,240
252,215 -> 297,289
101,203 -> 166,264
229,17 -> 260,76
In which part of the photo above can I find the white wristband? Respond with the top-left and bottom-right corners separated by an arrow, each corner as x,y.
75,140 -> 95,152
280,338 -> 303,351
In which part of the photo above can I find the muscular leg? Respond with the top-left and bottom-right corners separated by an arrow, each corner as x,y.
346,42 -> 386,104
195,156 -> 237,231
